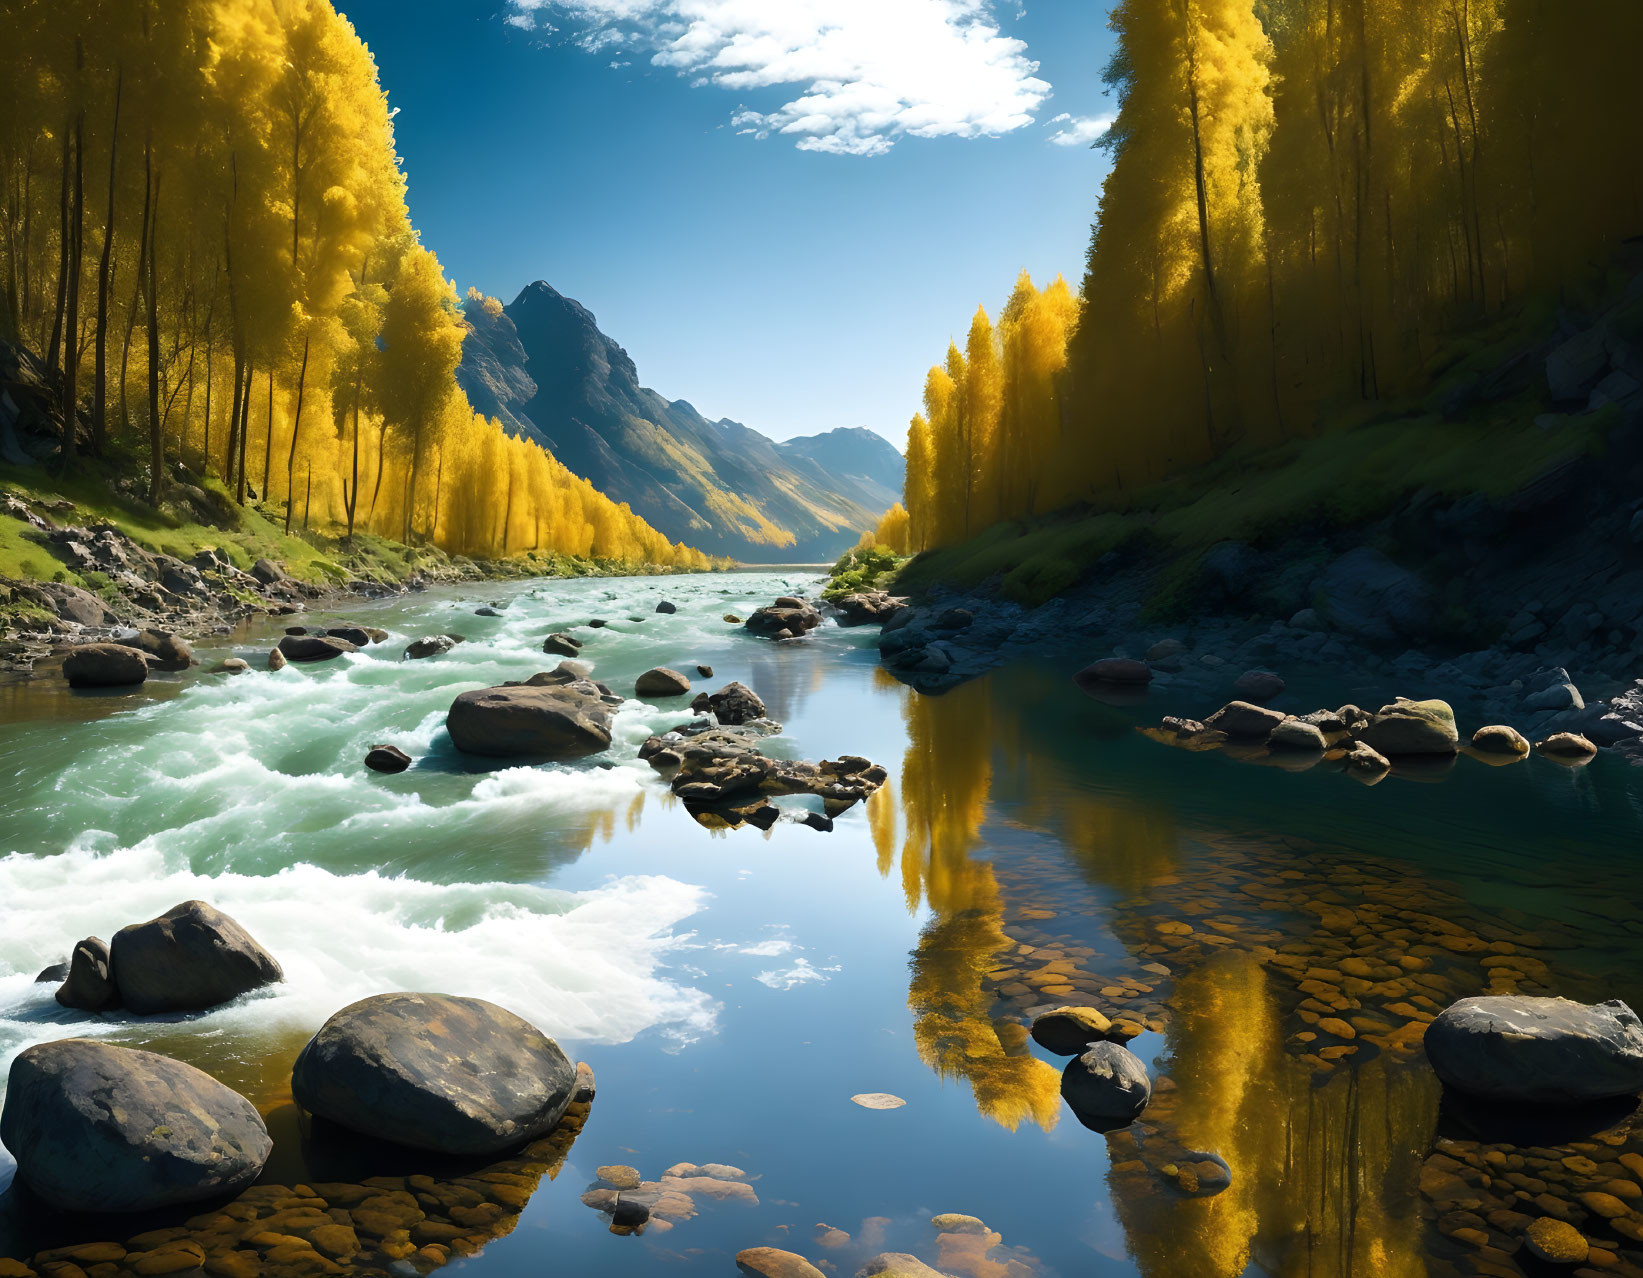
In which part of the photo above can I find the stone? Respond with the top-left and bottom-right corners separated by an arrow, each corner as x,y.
291,992 -> 576,1156
1146,638 -> 1187,661
55,936 -> 117,1012
1425,996 -> 1643,1104
475,606 -> 502,617
1061,1041 -> 1151,1129
251,557 -> 287,586
1203,700 -> 1287,738
267,647 -> 287,671
1342,740 -> 1390,776
1528,681 -> 1584,712
209,658 -> 251,675
110,900 -> 283,1015
597,1165 -> 642,1189
745,598 -> 823,641
1234,670 -> 1285,701
1536,732 -> 1598,759
276,633 -> 357,663
736,1247 -> 825,1278
831,592 -> 907,626
0,1040 -> 271,1212
1357,698 -> 1459,756
1524,1216 -> 1589,1264
857,1254 -> 947,1278
542,633 -> 583,658
707,681 -> 767,726
636,667 -> 692,697
1472,724 -> 1530,756
127,630 -> 195,671
446,682 -> 613,758
655,600 -> 677,614
1269,718 -> 1327,751
1316,547 -> 1435,643
723,614 -> 743,624
849,1093 -> 906,1109
1075,658 -> 1153,686
324,627 -> 373,649
1031,1006 -> 1114,1055
365,744 -> 412,774
930,1214 -> 988,1234
62,643 -> 149,687
697,664 -> 713,677
405,634 -> 463,660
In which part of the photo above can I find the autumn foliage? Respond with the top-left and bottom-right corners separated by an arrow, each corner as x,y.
0,0 -> 709,569
904,0 -> 1643,553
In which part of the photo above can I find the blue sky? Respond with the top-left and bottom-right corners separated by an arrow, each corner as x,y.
333,0 -> 1118,448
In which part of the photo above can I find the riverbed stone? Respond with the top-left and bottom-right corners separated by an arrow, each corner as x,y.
291,992 -> 576,1156
1269,718 -> 1328,751
1031,1006 -> 1114,1055
1472,724 -> 1531,755
446,681 -> 613,758
277,633 -> 357,663
857,1254 -> 948,1277
324,626 -> 373,649
209,658 -> 251,675
736,1247 -> 825,1278
1524,1216 -> 1589,1264
542,633 -> 582,658
55,936 -> 117,1012
62,643 -> 149,687
1061,1041 -> 1151,1128
1204,700 -> 1287,738
636,667 -> 692,697
655,600 -> 677,614
365,744 -> 412,774
1425,996 -> 1643,1104
110,900 -> 283,1015
405,634 -> 463,660
745,599 -> 822,640
1234,670 -> 1286,701
707,681 -> 767,726
267,647 -> 287,671
127,630 -> 195,671
1536,732 -> 1598,759
0,1039 -> 271,1212
1357,698 -> 1459,755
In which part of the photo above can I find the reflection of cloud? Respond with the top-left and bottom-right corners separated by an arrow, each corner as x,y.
510,0 -> 1052,155
755,957 -> 840,989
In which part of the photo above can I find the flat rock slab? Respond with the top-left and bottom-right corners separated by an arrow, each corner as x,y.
277,633 -> 358,662
111,900 -> 283,1015
1426,996 -> 1643,1104
736,1247 -> 826,1278
291,992 -> 576,1156
849,1093 -> 906,1109
0,1039 -> 271,1213
446,681 -> 613,758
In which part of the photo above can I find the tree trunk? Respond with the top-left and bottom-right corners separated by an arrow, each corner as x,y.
236,357 -> 252,504
92,64 -> 122,454
261,369 -> 273,500
59,69 -> 86,471
225,347 -> 244,489
367,422 -> 388,528
144,145 -> 164,505
46,128 -> 69,378
283,331 -> 310,534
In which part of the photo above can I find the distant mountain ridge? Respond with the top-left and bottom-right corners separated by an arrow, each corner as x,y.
456,283 -> 904,561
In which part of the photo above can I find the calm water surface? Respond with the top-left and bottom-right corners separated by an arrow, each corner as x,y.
2,570 -> 1642,1277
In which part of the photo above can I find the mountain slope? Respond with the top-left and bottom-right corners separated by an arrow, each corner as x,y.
455,283 -> 902,561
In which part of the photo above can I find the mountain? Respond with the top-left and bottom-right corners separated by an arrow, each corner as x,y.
455,283 -> 903,562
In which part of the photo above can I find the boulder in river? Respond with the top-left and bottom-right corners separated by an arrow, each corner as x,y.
1061,1041 -> 1151,1130
208,658 -> 250,675
706,681 -> 767,726
542,632 -> 583,658
405,633 -> 464,660
1075,657 -> 1153,686
1471,724 -> 1530,756
1536,731 -> 1598,760
735,1247 -> 826,1278
127,629 -> 195,670
1203,700 -> 1287,738
636,667 -> 692,697
1268,718 -> 1327,751
277,633 -> 358,663
110,900 -> 283,1015
325,625 -> 374,648
267,646 -> 287,671
55,936 -> 118,1012
62,642 -> 149,687
365,744 -> 412,774
1357,697 -> 1458,755
0,1039 -> 271,1212
656,600 -> 677,614
446,679 -> 613,758
291,991 -> 576,1155
831,591 -> 908,626
745,598 -> 822,641
1031,1006 -> 1114,1056
1425,995 -> 1643,1104
1233,669 -> 1285,702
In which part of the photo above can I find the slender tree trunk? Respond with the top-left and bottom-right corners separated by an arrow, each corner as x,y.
92,64 -> 122,454
236,359 -> 251,504
283,332 -> 310,534
302,469 -> 311,530
261,369 -> 273,500
47,129 -> 69,378
143,145 -> 164,505
59,68 -> 86,471
225,348 -> 244,489
367,422 -> 388,528
431,445 -> 445,545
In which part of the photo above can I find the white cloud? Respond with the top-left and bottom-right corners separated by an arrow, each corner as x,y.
754,957 -> 841,989
1046,111 -> 1113,148
505,10 -> 537,28
509,0 -> 1051,156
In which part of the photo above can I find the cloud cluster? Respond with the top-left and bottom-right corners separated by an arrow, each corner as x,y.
507,0 -> 1052,156
1045,111 -> 1114,148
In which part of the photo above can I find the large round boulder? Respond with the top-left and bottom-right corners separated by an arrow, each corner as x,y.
127,629 -> 195,671
636,667 -> 692,697
1472,724 -> 1530,756
1061,1041 -> 1151,1130
62,643 -> 149,687
446,681 -> 613,758
277,633 -> 358,663
0,1040 -> 271,1212
110,900 -> 283,1015
1425,996 -> 1643,1104
1357,698 -> 1459,755
291,992 -> 576,1155
542,632 -> 583,658
405,634 -> 464,660
706,681 -> 767,726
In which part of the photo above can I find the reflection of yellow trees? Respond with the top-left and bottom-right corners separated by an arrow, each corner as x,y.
1113,952 -> 1437,1278
896,682 -> 1063,1131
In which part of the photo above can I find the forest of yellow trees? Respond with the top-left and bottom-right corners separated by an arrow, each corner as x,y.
0,0 -> 710,569
898,0 -> 1643,555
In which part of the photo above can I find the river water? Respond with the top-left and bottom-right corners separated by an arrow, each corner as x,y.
3,570 -> 1643,1278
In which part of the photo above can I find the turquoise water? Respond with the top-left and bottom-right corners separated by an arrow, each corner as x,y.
3,570 -> 1642,1277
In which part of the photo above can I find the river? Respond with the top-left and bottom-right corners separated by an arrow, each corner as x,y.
3,569 -> 1643,1277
